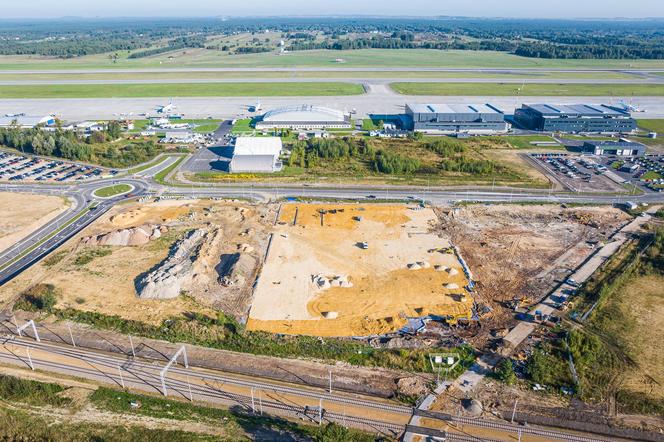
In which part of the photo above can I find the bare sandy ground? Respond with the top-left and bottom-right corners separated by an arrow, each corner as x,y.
1,199 -> 270,324
247,204 -> 474,337
0,192 -> 68,252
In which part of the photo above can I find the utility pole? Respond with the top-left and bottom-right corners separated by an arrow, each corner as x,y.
318,398 -> 323,426
129,335 -> 135,358
118,365 -> 125,389
328,369 -> 332,394
68,324 -> 76,347
26,347 -> 34,370
511,399 -> 518,423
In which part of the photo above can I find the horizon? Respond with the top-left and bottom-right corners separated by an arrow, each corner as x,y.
1,0 -> 663,20
2,15 -> 664,21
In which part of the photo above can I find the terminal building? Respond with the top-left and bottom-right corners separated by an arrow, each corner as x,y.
404,103 -> 508,134
255,105 -> 351,130
582,140 -> 646,157
229,137 -> 283,173
514,104 -> 637,133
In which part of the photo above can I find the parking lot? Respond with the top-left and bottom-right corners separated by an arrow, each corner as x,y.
609,154 -> 664,193
0,151 -> 113,183
530,153 -> 625,193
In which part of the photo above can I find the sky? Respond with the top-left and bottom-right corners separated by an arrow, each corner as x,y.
2,0 -> 663,19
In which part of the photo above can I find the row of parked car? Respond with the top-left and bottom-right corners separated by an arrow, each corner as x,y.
532,153 -> 596,182
0,152 -> 108,182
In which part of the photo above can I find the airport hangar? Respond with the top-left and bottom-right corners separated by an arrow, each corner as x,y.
582,140 -> 646,157
255,105 -> 352,130
514,103 -> 637,133
229,137 -> 283,173
403,103 -> 509,135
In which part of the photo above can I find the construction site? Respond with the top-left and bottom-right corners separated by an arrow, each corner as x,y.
0,198 -> 273,323
1,198 -> 631,348
435,203 -> 630,347
247,204 -> 475,337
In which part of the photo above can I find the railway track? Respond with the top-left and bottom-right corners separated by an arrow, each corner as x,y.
415,409 -> 610,442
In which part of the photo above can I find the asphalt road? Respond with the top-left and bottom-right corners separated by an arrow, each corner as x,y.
2,94 -> 663,120
0,179 -> 149,286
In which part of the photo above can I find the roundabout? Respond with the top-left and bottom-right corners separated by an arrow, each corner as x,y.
92,183 -> 134,199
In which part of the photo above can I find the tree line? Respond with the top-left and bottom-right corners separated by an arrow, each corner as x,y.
128,36 -> 207,59
2,17 -> 662,60
0,123 -> 161,168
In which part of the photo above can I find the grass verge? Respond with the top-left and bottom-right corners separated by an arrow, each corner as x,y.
391,82 -> 664,96
154,156 -> 186,184
0,82 -> 365,98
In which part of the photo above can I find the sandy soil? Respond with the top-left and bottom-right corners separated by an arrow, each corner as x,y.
0,199 -> 272,324
247,204 -> 474,337
0,192 -> 68,251
437,204 -> 629,347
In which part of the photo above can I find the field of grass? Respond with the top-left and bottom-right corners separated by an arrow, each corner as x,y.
641,170 -> 663,180
231,118 -> 255,134
0,70 -> 640,81
637,119 -> 664,133
1,50 -> 664,71
0,372 -> 372,441
93,184 -> 132,198
0,82 -> 364,98
391,82 -> 664,96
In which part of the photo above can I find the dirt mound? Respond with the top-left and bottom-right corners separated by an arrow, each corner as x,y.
136,229 -> 208,299
218,253 -> 256,287
83,224 -> 167,247
396,376 -> 429,397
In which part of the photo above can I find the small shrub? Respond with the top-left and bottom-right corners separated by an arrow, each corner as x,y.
14,284 -> 59,312
493,358 -> 517,385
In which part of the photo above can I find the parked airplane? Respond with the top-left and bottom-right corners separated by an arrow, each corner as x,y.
156,100 -> 175,114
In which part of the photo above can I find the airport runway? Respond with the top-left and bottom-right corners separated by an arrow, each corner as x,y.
1,94 -> 663,119
1,77 -> 663,86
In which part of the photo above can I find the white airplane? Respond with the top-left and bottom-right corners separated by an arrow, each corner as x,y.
249,101 -> 262,112
616,100 -> 646,113
156,100 -> 175,114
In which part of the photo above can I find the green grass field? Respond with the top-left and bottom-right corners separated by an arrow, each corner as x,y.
93,184 -> 132,198
391,82 -> 664,96
637,119 -> 664,133
231,118 -> 256,133
0,82 -> 363,98
0,70 -> 639,81
0,49 -> 663,71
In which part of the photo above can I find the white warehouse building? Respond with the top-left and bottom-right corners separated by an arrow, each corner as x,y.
255,105 -> 351,130
229,137 -> 283,173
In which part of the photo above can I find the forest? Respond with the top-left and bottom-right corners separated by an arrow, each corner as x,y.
286,137 -> 504,176
0,17 -> 662,60
0,123 -> 162,168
